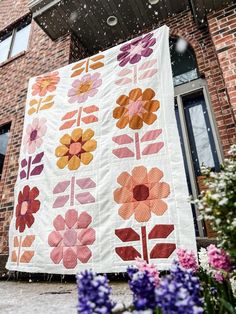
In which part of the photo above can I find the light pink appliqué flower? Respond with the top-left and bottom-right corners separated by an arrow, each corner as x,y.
207,244 -> 231,272
135,257 -> 160,286
176,248 -> 199,272
68,73 -> 102,104
48,209 -> 95,269
23,117 -> 47,154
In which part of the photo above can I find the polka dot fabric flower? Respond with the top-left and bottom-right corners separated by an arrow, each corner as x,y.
32,71 -> 60,97
68,73 -> 102,103
114,166 -> 170,222
117,33 -> 156,67
113,88 -> 160,130
23,118 -> 47,154
55,128 -> 97,170
15,186 -> 40,233
48,209 -> 95,269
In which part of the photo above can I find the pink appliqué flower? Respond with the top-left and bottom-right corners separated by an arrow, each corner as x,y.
48,209 -> 95,269
135,257 -> 160,286
68,73 -> 102,103
207,244 -> 231,272
117,33 -> 156,67
176,248 -> 199,272
23,118 -> 47,154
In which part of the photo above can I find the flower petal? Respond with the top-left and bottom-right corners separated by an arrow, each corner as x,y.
142,88 -> 155,100
68,155 -> 80,170
78,228 -> 95,245
60,134 -> 71,145
78,212 -> 92,228
82,129 -> 94,141
148,167 -> 164,183
77,246 -> 92,263
132,166 -> 148,185
71,128 -> 82,142
63,247 -> 77,269
118,203 -> 134,220
50,247 -> 63,264
80,152 -> 93,165
113,106 -> 127,118
114,187 -> 133,203
142,112 -> 157,125
53,215 -> 65,231
134,201 -> 151,222
149,182 -> 170,199
117,171 -> 133,189
55,145 -> 69,157
116,116 -> 129,129
116,95 -> 129,106
48,231 -> 63,247
65,209 -> 78,228
82,139 -> 97,152
129,115 -> 143,129
129,88 -> 142,101
144,100 -> 160,112
57,156 -> 69,169
150,199 -> 168,216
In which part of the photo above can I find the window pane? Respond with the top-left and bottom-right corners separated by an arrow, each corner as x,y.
10,24 -> 31,57
182,90 -> 220,176
0,123 -> 11,178
0,34 -> 12,63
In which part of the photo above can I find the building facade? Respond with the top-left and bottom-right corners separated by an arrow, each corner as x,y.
0,0 -> 235,271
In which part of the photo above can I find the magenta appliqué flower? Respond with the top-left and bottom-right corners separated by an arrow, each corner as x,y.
68,73 -> 102,103
207,244 -> 231,272
23,117 -> 47,154
117,33 -> 156,67
176,248 -> 199,272
48,209 -> 95,269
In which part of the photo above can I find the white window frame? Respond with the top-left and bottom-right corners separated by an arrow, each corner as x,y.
174,78 -> 223,237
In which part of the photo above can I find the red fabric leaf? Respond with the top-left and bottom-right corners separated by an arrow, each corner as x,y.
115,228 -> 140,242
150,243 -> 176,259
116,246 -> 141,261
149,225 -> 174,239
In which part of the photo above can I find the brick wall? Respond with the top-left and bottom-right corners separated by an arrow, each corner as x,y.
0,1 -> 236,257
208,3 -> 236,150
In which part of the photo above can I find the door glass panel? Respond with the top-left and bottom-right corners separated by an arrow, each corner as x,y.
0,123 -> 11,178
182,90 -> 220,176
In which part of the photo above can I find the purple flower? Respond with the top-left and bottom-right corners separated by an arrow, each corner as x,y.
76,270 -> 115,314
155,261 -> 203,314
117,33 -> 156,67
127,266 -> 156,311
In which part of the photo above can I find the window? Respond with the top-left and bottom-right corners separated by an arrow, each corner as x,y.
0,123 -> 11,179
0,19 -> 31,64
170,37 -> 199,86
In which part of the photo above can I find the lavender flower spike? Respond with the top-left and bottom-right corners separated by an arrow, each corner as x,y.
76,270 -> 115,314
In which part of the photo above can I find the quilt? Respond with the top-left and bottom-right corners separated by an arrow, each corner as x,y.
6,25 -> 197,274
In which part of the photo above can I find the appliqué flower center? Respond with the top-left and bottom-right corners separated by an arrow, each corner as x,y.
128,100 -> 144,117
20,201 -> 28,215
63,229 -> 77,247
78,81 -> 92,94
130,42 -> 143,56
69,142 -> 82,155
30,129 -> 38,141
133,184 -> 149,201
41,79 -> 51,89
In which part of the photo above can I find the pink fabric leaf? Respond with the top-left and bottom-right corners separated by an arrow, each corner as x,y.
76,178 -> 96,189
117,68 -> 132,76
138,59 -> 157,70
30,165 -> 44,176
20,170 -> 27,179
21,159 -> 27,167
75,192 -> 95,204
112,134 -> 133,145
141,129 -> 162,142
142,142 -> 164,155
83,105 -> 99,113
53,195 -> 69,208
32,152 -> 44,164
139,69 -> 158,80
113,148 -> 134,158
115,78 -> 132,86
53,181 -> 70,194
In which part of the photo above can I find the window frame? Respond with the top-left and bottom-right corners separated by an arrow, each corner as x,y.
0,17 -> 31,64
174,78 -> 223,237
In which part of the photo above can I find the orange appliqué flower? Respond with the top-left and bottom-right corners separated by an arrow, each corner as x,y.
114,166 -> 170,222
113,88 -> 160,130
32,71 -> 60,97
55,128 -> 97,170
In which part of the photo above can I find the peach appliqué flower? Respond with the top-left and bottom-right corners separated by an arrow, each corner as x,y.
32,71 -> 60,97
113,88 -> 160,130
55,128 -> 97,170
114,166 -> 170,222
48,209 -> 95,269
